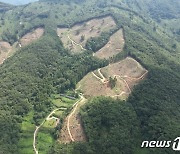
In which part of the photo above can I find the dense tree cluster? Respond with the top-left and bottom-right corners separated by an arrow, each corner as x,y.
85,31 -> 115,52
51,97 -> 141,154
0,31 -> 105,153
108,77 -> 117,89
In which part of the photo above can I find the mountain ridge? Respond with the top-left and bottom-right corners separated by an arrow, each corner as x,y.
0,0 -> 179,153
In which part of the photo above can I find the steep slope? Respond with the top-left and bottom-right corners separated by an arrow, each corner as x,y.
0,0 -> 179,154
121,0 -> 180,40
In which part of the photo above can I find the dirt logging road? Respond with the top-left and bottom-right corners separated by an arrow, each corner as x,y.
33,94 -> 86,153
67,95 -> 86,142
92,67 -> 148,97
67,35 -> 86,50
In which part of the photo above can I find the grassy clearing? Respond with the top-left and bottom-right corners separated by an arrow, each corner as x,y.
43,119 -> 57,128
18,93 -> 76,154
102,57 -> 147,78
51,94 -> 77,108
53,110 -> 64,118
37,131 -> 54,154
36,93 -> 78,153
59,97 -> 87,143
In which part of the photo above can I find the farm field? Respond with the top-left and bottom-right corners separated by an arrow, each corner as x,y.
33,94 -> 78,154
18,112 -> 35,154
0,0 -> 179,153
57,16 -> 117,54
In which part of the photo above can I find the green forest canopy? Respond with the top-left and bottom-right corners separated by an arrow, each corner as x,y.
0,0 -> 179,154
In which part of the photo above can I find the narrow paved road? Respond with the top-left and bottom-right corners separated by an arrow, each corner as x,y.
33,108 -> 66,154
33,121 -> 45,154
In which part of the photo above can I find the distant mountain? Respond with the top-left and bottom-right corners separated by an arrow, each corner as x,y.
0,0 -> 38,5
0,2 -> 13,11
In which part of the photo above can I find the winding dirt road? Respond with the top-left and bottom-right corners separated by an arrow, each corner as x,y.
67,35 -> 86,50
92,67 -> 148,97
67,95 -> 86,142
92,69 -> 107,83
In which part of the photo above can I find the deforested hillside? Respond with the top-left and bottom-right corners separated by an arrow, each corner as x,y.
0,0 -> 179,154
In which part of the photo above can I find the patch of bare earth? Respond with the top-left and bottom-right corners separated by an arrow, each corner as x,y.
77,57 -> 148,100
59,98 -> 87,143
94,29 -> 125,59
57,16 -> 117,54
20,28 -> 44,47
0,41 -> 12,64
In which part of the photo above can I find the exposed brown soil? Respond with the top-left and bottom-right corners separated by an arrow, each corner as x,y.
0,28 -> 44,65
77,57 -> 147,100
20,28 -> 44,47
94,29 -> 125,59
59,97 -> 87,143
101,57 -> 147,79
0,41 -> 12,64
57,16 -> 117,53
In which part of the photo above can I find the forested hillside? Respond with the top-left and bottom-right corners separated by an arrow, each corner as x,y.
121,0 -> 180,40
0,0 -> 179,154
